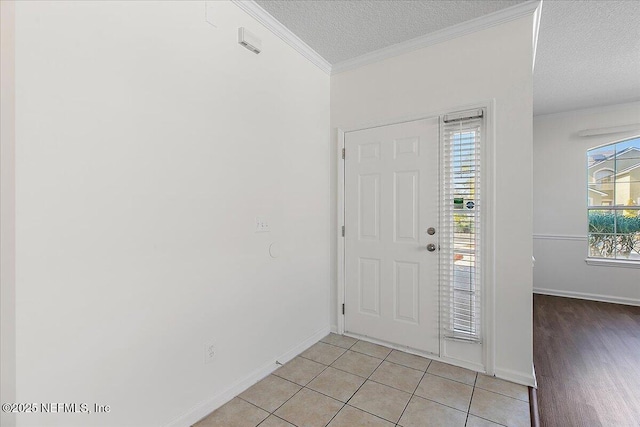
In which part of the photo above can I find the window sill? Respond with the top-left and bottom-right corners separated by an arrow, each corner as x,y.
585,258 -> 640,269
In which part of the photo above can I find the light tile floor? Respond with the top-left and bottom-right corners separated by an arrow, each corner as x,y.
194,334 -> 530,427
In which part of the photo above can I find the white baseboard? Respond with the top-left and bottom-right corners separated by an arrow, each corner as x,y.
276,326 -> 331,365
494,366 -> 536,388
330,324 -> 338,334
534,287 -> 640,307
164,325 -> 330,427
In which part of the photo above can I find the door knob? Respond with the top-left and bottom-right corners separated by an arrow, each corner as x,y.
426,243 -> 436,252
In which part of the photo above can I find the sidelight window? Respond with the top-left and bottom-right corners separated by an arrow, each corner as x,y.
441,110 -> 484,342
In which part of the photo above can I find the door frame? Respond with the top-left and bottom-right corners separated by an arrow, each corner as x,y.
336,101 -> 496,375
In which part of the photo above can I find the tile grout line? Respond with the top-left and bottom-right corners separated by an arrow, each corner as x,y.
394,357 -> 432,427
465,386 -> 526,427
326,361 -> 381,379
300,352 -> 353,426
464,373 -> 479,427
319,350 -> 432,386
230,397 -> 273,425
323,340 -> 393,425
473,384 -> 531,403
470,413 -> 510,427
266,356 -> 334,425
366,377 -> 422,396
312,343 -> 411,424
336,347 -> 416,426
238,389 -> 302,427
320,402 -> 347,426
369,353 -> 427,395
255,412 -> 299,427
315,355 -> 426,396
268,336 -> 358,427
403,394 -> 474,418
425,362 -> 479,387
273,413 -> 300,427
319,337 -> 357,351
239,337 -> 520,427
395,361 -> 483,423
425,372 -> 475,387
270,359 -> 328,384
320,335 -> 358,351
316,338 -> 387,427
310,339 -> 455,383
348,343 -> 483,425
319,338 -> 405,361
378,357 -> 427,373
342,403 -> 404,426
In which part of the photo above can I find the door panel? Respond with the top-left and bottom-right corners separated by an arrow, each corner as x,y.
358,174 -> 380,240
394,261 -> 419,324
359,258 -> 380,315
395,171 -> 419,242
345,118 -> 440,355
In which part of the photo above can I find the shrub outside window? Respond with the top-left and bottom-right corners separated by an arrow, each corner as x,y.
587,137 -> 640,261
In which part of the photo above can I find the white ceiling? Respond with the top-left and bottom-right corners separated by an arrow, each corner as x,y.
254,0 -> 525,64
255,0 -> 640,116
534,0 -> 640,115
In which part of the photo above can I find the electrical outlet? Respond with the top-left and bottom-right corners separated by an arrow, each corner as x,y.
255,216 -> 270,233
204,343 -> 216,364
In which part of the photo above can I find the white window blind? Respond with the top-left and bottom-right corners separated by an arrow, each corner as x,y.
440,110 -> 483,343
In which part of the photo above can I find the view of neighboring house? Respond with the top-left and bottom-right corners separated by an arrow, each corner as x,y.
588,143 -> 640,208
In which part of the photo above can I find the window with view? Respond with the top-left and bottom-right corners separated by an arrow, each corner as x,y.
441,110 -> 483,342
587,136 -> 640,261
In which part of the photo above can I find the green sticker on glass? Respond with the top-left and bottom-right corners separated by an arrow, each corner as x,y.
454,198 -> 464,209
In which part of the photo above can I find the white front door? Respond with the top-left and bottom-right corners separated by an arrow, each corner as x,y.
344,118 -> 440,355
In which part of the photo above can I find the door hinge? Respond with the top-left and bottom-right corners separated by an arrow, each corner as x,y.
341,226 -> 345,237
341,148 -> 345,159
342,303 -> 345,315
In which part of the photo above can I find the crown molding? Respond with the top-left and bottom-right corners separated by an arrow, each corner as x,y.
231,0 -> 332,75
531,0 -> 543,73
332,0 -> 542,75
232,0 -> 542,77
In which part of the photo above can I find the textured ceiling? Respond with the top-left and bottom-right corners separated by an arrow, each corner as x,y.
256,0 -> 525,64
534,0 -> 640,115
256,0 -> 640,116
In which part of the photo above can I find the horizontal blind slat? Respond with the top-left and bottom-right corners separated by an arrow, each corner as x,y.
441,112 -> 483,342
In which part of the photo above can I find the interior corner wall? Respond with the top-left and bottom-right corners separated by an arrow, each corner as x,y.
1,2 -> 17,427
330,15 -> 536,385
533,102 -> 640,305
13,1 -> 330,426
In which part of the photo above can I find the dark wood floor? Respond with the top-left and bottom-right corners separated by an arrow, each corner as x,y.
533,294 -> 640,427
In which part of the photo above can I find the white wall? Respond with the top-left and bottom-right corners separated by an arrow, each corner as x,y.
12,2 -> 330,426
330,15 -> 537,385
1,2 -> 17,427
533,102 -> 640,305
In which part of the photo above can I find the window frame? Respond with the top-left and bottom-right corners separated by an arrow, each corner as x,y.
441,112 -> 484,342
586,135 -> 640,268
